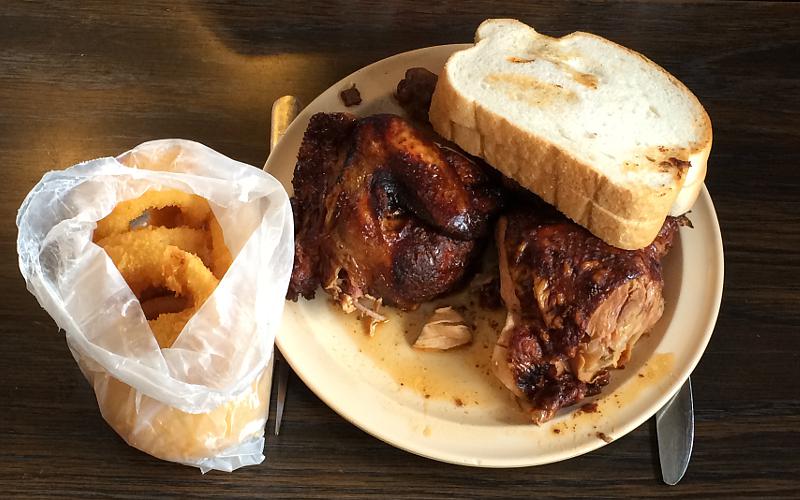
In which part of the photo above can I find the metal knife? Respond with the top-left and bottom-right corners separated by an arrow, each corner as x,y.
656,377 -> 694,485
266,95 -> 301,436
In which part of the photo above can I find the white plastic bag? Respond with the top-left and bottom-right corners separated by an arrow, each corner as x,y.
16,139 -> 294,472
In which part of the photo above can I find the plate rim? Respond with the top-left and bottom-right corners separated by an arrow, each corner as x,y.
272,44 -> 725,467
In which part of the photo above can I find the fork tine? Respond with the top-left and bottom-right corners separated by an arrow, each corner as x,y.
274,351 -> 289,435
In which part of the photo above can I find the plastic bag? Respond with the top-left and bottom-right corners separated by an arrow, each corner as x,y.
16,139 -> 294,472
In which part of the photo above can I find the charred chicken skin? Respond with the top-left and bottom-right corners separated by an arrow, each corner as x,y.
288,112 -> 501,314
395,67 -> 439,124
493,203 -> 686,423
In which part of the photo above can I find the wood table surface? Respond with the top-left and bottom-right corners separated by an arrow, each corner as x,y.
2,1 -> 798,498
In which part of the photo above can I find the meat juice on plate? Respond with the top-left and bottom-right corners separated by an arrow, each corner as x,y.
328,285 -> 677,430
331,288 -> 531,425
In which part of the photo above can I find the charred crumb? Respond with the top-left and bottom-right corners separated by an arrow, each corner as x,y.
340,84 -> 362,107
580,402 -> 599,414
454,398 -> 464,407
668,157 -> 692,173
596,432 -> 613,443
638,373 -> 645,378
552,428 -> 561,434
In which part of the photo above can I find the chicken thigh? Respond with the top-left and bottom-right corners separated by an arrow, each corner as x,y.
493,202 -> 686,422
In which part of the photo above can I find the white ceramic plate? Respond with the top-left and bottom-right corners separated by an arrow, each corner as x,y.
267,45 -> 724,467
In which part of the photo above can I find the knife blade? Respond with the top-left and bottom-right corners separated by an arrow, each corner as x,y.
266,95 -> 301,436
656,377 -> 694,485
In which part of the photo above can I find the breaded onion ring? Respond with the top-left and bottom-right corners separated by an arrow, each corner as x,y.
207,215 -> 233,279
94,189 -> 212,241
101,239 -> 219,348
97,226 -> 212,275
152,246 -> 219,347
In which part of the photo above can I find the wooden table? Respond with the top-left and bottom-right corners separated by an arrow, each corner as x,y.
2,1 -> 798,498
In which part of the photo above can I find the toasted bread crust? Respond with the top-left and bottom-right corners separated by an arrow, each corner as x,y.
429,19 -> 712,249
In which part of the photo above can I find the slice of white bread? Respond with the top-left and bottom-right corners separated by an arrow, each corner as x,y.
429,19 -> 712,249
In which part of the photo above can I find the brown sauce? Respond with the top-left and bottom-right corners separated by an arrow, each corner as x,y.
611,352 -> 675,408
332,291 -> 516,409
326,295 -> 676,426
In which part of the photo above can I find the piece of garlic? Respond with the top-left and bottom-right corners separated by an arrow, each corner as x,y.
413,306 -> 472,350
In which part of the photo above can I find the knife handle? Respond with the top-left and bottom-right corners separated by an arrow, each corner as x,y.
268,95 -> 302,165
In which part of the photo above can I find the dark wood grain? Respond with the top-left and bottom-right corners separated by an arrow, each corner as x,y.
1,0 -> 799,498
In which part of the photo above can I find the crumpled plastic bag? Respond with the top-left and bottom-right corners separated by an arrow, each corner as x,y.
16,139 -> 294,472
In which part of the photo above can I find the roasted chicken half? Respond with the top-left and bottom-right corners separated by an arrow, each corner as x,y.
288,112 -> 501,318
493,204 -> 686,423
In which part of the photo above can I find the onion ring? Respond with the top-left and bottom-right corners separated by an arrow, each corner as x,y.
148,312 -> 192,348
207,215 -> 233,279
152,246 -> 220,348
101,237 -> 219,348
94,189 -> 212,241
97,226 -> 212,274
96,189 -> 232,347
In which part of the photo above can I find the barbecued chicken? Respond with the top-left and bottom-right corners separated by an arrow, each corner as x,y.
493,203 -> 686,423
395,67 -> 685,419
288,112 -> 501,319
